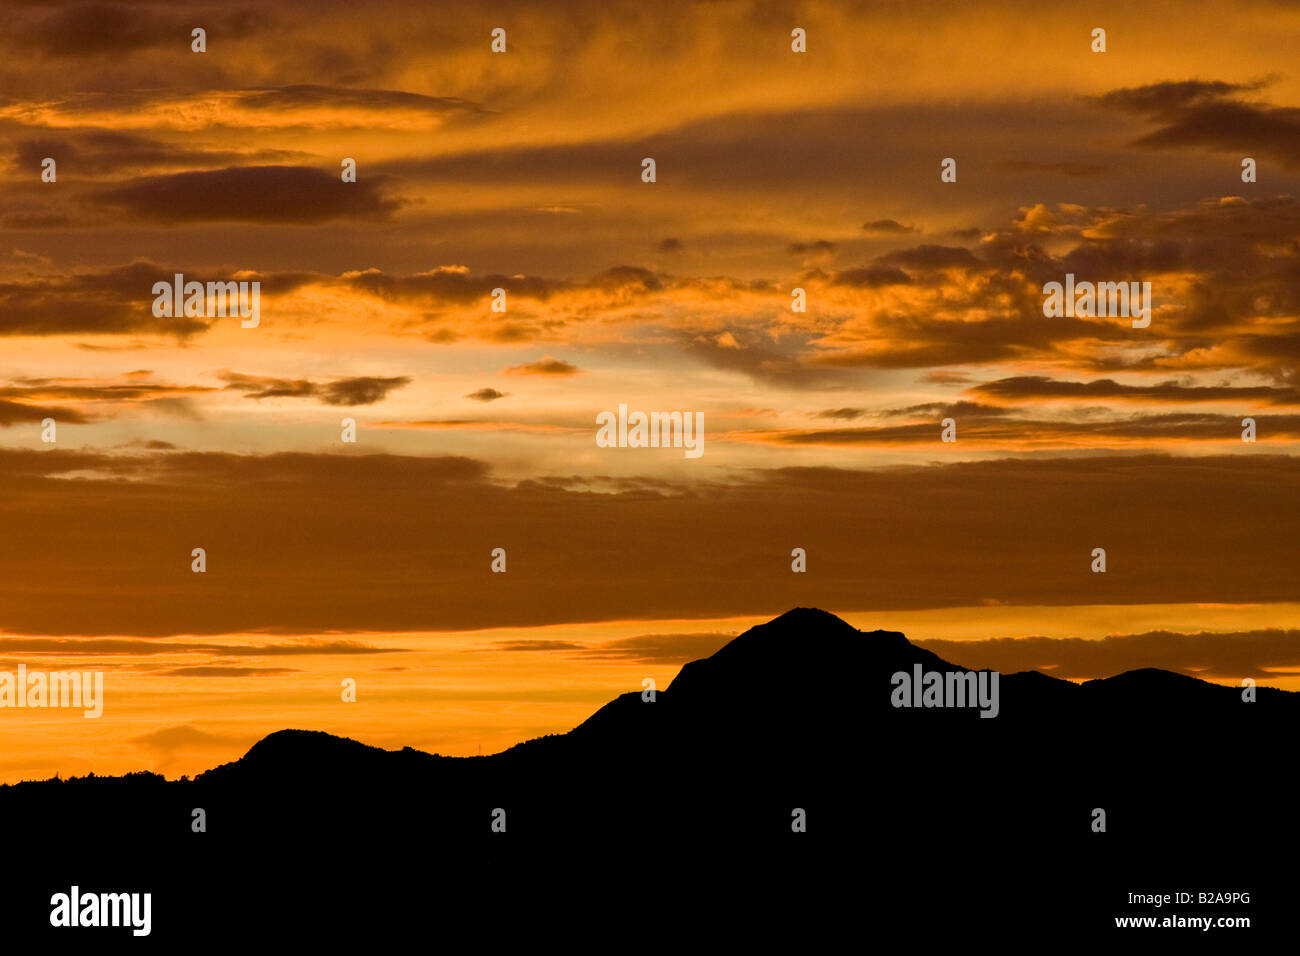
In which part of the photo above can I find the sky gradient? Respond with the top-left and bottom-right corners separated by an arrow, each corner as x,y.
1,0 -> 1298,781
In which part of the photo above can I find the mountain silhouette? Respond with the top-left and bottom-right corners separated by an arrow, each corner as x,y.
4,608 -> 1292,941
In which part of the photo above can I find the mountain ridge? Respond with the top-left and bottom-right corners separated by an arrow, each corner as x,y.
4,606 -> 1295,787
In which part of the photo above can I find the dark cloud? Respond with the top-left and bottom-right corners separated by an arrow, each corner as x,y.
0,636 -> 406,656
218,372 -> 410,405
589,266 -> 662,293
1094,79 -> 1300,168
0,377 -> 214,426
0,397 -> 92,426
504,357 -> 579,376
494,640 -> 587,652
861,219 -> 916,235
98,166 -> 406,224
876,244 -> 980,270
12,129 -> 303,175
234,84 -> 486,117
0,379 -> 215,402
789,240 -> 837,256
219,373 -> 316,400
498,631 -> 736,663
0,261 -> 208,337
768,412 -> 1300,445
31,5 -> 260,58
974,376 -> 1300,406
657,238 -> 683,253
816,314 -> 1130,371
341,267 -> 568,307
466,388 -> 507,402
680,326 -> 844,389
882,400 -> 1010,418
1095,79 -> 1266,117
0,449 -> 1298,636
782,195 -> 1300,372
829,266 -> 911,287
321,376 -> 411,406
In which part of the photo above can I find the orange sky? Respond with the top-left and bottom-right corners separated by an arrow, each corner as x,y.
1,0 -> 1298,782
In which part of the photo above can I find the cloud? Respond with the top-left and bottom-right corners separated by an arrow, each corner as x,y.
0,261 -> 208,337
973,376 -> 1300,406
789,239 -> 837,255
759,412 -> 1300,446
218,373 -> 316,400
679,325 -> 844,388
98,166 -> 406,224
882,400 -> 1010,419
31,5 -> 260,58
504,357 -> 580,376
494,632 -> 735,663
466,388 -> 507,402
579,632 -> 736,663
233,84 -> 486,117
0,377 -> 216,404
320,376 -> 411,406
99,190 -> 1288,380
11,129 -> 302,175
876,244 -> 980,270
30,193 -> 1300,378
1094,78 -> 1300,168
218,372 -> 410,405
1094,79 -> 1265,116
0,399 -> 91,427
339,265 -> 570,309
0,374 -> 210,425
829,265 -> 911,288
130,724 -> 248,754
0,636 -> 407,656
589,266 -> 662,293
494,640 -> 587,652
861,219 -> 917,234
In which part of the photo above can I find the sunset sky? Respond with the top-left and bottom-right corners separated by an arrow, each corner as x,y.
2,0 -> 1299,782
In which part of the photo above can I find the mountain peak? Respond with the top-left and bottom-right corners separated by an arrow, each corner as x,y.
766,606 -> 853,628
663,607 -> 921,703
